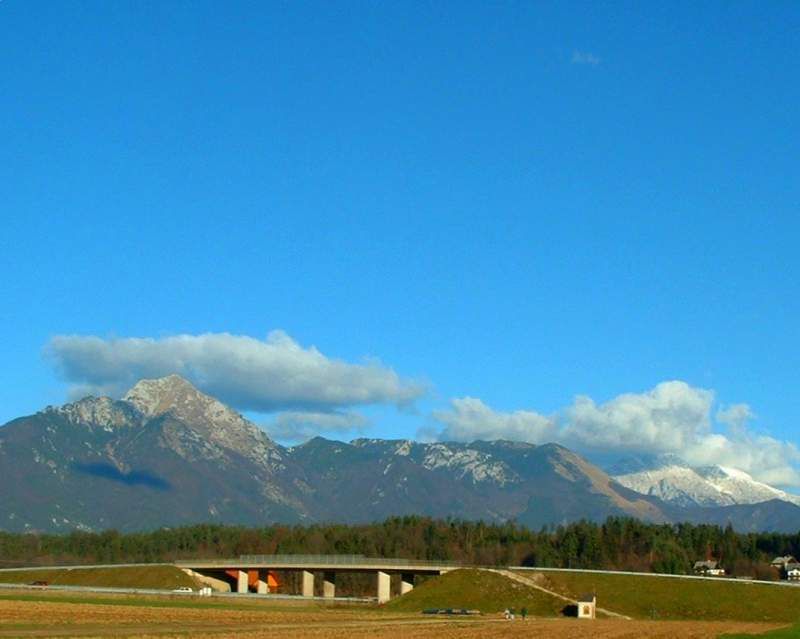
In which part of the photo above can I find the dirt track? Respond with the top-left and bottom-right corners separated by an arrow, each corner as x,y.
0,597 -> 784,638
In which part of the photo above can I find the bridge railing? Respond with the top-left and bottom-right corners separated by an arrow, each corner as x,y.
218,554 -> 464,568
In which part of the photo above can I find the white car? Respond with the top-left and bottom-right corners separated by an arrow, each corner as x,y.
172,586 -> 193,593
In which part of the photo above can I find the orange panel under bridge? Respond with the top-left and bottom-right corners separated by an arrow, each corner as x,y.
225,569 -> 279,590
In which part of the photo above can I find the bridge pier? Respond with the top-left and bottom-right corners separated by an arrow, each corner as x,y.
236,570 -> 248,594
376,570 -> 391,603
400,573 -> 414,595
301,570 -> 314,597
256,571 -> 269,594
322,571 -> 336,598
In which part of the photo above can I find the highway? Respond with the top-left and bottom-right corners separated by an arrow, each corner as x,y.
2,560 -> 799,592
512,565 -> 800,587
0,581 -> 373,602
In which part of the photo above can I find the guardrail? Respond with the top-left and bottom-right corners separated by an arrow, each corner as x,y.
512,565 -> 800,588
236,554 -> 463,568
0,562 -> 173,573
5,559 -> 797,588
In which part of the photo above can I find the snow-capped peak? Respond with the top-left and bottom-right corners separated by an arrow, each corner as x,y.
696,465 -> 800,506
612,455 -> 800,508
702,465 -> 750,481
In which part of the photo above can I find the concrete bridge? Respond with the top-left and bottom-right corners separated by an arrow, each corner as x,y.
176,555 -> 457,603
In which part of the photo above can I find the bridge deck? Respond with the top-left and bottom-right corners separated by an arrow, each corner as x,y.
175,557 -> 455,574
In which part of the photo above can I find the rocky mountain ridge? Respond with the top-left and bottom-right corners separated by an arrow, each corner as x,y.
2,376 -> 799,533
122,375 -> 283,467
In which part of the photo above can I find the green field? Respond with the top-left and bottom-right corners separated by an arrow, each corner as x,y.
525,570 -> 800,624
385,568 -> 566,615
0,564 -> 197,590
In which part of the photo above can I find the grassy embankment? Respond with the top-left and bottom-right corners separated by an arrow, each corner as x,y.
0,564 -> 197,590
390,568 -> 800,625
385,569 -> 565,615
525,570 -> 800,624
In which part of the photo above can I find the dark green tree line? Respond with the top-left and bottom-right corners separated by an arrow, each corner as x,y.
1,516 -> 798,577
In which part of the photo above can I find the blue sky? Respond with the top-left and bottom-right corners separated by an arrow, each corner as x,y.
1,2 -> 799,484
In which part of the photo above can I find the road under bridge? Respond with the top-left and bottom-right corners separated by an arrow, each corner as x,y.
176,555 -> 457,603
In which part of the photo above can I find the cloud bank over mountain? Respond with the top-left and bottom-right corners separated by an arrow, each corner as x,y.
44,332 -> 799,487
432,397 -> 557,443
46,331 -> 426,415
431,381 -> 800,488
563,381 -> 713,453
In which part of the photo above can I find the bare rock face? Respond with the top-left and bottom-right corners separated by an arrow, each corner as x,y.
48,396 -> 141,429
349,438 -> 521,486
124,375 -> 282,467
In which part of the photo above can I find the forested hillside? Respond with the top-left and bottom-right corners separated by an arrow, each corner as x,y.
2,516 -> 799,578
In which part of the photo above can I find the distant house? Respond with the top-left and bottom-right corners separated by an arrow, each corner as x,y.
694,560 -> 725,576
577,593 -> 596,619
770,557 -> 800,580
785,563 -> 800,581
771,556 -> 797,570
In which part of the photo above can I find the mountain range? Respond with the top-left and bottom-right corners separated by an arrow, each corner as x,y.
2,375 -> 799,533
610,453 -> 800,509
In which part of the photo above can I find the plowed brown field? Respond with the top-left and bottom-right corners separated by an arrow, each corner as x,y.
0,594 -> 783,638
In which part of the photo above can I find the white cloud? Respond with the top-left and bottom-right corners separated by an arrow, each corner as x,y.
431,397 -> 557,444
571,50 -> 601,66
716,403 -> 755,433
686,432 -> 800,487
265,410 -> 370,443
430,381 -> 800,487
46,331 -> 426,413
563,381 -> 714,453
